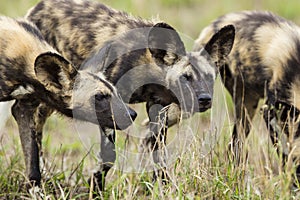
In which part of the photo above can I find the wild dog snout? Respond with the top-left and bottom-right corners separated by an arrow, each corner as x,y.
198,93 -> 211,112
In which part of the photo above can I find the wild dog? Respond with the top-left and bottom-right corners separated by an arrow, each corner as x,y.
0,16 -> 136,186
26,0 -> 235,190
194,10 -> 300,178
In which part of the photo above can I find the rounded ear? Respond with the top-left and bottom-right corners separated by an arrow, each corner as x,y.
34,52 -> 77,93
148,22 -> 186,66
203,25 -> 235,67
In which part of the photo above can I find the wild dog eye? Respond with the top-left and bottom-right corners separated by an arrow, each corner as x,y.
95,93 -> 108,101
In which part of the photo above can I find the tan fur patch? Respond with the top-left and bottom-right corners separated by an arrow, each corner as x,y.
256,23 -> 300,87
289,79 -> 300,110
0,17 -> 55,77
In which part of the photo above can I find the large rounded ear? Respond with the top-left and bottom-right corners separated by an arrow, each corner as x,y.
148,22 -> 186,67
203,25 -> 235,68
34,52 -> 77,93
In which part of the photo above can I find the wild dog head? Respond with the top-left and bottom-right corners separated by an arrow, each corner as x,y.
162,25 -> 235,113
34,52 -> 137,129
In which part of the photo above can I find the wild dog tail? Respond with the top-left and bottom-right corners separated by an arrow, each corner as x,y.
0,101 -> 14,131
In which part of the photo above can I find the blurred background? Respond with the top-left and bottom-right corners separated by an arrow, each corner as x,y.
1,0 -> 300,47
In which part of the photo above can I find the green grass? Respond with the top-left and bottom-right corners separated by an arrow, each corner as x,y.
1,0 -> 300,199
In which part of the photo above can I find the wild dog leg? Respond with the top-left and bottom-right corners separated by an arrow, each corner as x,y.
140,100 -> 169,183
264,100 -> 300,181
12,99 -> 41,186
34,104 -> 53,164
93,128 -> 116,191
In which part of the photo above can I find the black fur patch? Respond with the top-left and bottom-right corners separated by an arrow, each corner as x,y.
17,21 -> 44,41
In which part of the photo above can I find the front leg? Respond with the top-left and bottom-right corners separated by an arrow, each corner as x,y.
34,103 -> 53,170
92,128 -> 116,192
141,101 -> 169,183
263,101 -> 300,177
11,100 -> 51,187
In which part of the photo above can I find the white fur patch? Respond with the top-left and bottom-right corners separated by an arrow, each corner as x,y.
289,79 -> 300,110
96,71 -> 107,80
10,85 -> 34,98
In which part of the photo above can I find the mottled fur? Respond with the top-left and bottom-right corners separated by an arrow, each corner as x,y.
195,10 -> 300,123
26,0 -> 234,110
194,11 -> 300,176
26,0 -> 234,190
0,16 -> 136,186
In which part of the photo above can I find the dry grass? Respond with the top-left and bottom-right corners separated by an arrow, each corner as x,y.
1,80 -> 300,199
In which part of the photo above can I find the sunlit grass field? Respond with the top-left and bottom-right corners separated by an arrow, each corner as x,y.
1,0 -> 300,199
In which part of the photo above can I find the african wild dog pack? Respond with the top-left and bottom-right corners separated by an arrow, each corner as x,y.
0,16 -> 136,186
194,11 -> 300,179
26,0 -> 235,190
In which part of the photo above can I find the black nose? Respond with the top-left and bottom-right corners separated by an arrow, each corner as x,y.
128,108 -> 137,121
198,93 -> 212,107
